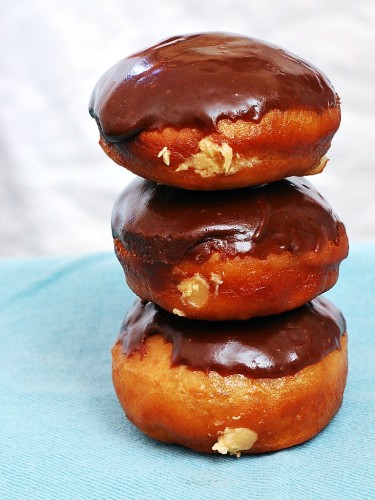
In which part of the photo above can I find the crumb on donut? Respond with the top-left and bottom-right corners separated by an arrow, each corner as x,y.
172,308 -> 186,317
157,146 -> 171,166
212,427 -> 258,457
176,138 -> 234,177
210,272 -> 223,296
305,155 -> 329,175
214,420 -> 225,427
177,273 -> 209,308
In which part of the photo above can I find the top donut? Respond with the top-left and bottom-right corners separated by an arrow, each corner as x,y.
89,33 -> 340,190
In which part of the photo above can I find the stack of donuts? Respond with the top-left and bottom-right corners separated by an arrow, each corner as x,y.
89,33 -> 349,456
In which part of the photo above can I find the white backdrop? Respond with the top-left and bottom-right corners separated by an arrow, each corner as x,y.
1,0 -> 374,257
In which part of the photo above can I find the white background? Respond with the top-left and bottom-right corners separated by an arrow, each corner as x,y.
1,0 -> 374,257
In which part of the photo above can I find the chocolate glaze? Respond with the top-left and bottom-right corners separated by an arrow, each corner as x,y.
89,33 -> 338,141
112,177 -> 347,264
118,297 -> 346,377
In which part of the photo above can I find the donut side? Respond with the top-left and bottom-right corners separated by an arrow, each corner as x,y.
112,333 -> 348,454
100,107 -> 340,190
114,234 -> 347,320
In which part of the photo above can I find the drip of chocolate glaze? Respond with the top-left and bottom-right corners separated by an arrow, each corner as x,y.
89,33 -> 338,141
118,297 -> 346,378
111,176 -> 346,264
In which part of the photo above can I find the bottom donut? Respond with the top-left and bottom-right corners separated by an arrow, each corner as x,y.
112,297 -> 348,455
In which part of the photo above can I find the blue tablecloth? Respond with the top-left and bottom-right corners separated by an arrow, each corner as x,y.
1,243 -> 374,499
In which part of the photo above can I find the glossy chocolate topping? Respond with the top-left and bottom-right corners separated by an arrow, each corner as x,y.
89,33 -> 338,141
112,177 -> 346,264
118,297 -> 346,377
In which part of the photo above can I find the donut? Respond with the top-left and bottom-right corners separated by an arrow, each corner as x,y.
112,176 -> 348,321
112,296 -> 348,455
89,33 -> 340,190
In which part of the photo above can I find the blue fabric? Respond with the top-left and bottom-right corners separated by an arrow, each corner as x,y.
1,243 -> 374,499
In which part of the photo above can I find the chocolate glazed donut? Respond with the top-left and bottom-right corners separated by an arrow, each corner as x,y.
89,33 -> 340,189
112,176 -> 348,320
112,297 -> 348,454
